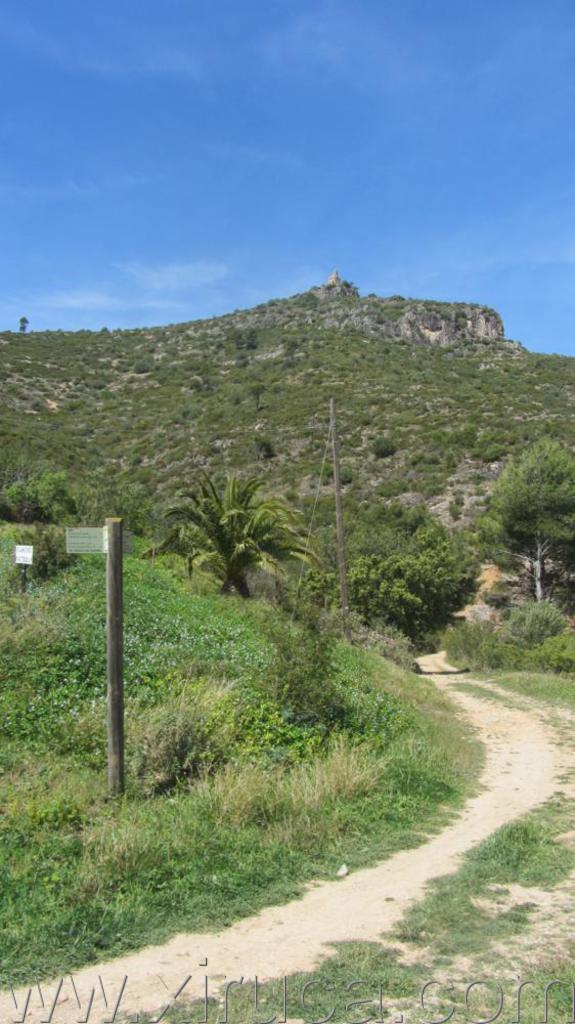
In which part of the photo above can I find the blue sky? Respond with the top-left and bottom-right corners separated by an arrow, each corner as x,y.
1,0 -> 574,353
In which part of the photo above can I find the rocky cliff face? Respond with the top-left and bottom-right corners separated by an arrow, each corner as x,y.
184,275 -> 515,351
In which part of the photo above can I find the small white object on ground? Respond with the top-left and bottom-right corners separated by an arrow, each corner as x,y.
336,864 -> 349,877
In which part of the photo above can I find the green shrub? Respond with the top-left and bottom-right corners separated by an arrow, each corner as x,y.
133,358 -> 154,374
262,615 -> 346,730
254,436 -> 276,460
349,523 -> 478,642
535,633 -> 575,674
129,682 -> 235,794
373,436 -> 397,459
75,477 -> 153,535
0,533 -> 17,599
378,630 -> 413,671
352,618 -> 417,672
3,470 -> 76,524
443,622 -> 525,672
502,601 -> 566,648
0,558 -> 266,742
14,524 -> 72,580
236,686 -> 320,764
341,681 -> 412,749
378,631 -> 417,671
296,567 -> 338,609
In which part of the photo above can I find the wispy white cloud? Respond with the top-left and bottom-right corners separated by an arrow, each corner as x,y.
0,257 -> 232,329
258,2 -> 449,92
41,290 -> 117,311
366,232 -> 575,310
117,260 -> 230,291
260,8 -> 347,72
6,288 -> 187,313
0,172 -> 149,203
0,14 -> 202,79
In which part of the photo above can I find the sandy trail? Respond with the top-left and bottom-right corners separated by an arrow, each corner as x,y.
1,656 -> 564,1024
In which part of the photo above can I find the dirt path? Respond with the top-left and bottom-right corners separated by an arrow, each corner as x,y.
1,658 -> 565,1024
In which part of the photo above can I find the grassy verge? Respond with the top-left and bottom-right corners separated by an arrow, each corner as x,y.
204,795 -> 575,1024
455,671 -> 575,713
492,671 -> 575,711
454,680 -> 526,707
394,794 -> 575,960
0,557 -> 480,986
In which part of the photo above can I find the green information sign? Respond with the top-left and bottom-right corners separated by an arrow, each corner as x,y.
66,527 -> 134,555
65,527 -> 105,554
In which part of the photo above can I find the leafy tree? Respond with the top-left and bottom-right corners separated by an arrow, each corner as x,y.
160,474 -> 315,596
19,316 -> 29,334
3,470 -> 76,524
488,439 -> 575,601
348,523 -> 478,641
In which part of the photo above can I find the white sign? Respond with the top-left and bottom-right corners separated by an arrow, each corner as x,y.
14,545 -> 34,566
66,527 -> 105,554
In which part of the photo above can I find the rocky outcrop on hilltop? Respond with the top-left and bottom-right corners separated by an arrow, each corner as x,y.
182,273 -> 518,352
313,269 -> 360,300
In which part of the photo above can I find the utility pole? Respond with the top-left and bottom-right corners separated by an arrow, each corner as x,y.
106,517 -> 124,795
329,397 -> 351,639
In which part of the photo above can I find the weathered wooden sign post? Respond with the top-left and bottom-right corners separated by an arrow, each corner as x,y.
66,522 -> 128,795
14,545 -> 34,593
105,518 -> 124,795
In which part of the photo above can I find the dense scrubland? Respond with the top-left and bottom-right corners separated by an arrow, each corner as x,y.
2,285 -> 575,533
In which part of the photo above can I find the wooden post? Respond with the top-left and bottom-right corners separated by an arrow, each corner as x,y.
330,398 -> 351,639
106,517 -> 124,795
20,564 -> 28,595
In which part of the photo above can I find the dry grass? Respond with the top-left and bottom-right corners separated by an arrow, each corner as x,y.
197,735 -> 383,839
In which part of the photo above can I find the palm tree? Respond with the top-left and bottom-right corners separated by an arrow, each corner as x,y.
160,474 -> 315,596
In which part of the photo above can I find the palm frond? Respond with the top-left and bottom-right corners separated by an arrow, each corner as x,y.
158,472 -> 318,594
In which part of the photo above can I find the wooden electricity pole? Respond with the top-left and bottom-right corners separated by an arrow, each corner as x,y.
329,397 -> 351,639
106,517 -> 124,795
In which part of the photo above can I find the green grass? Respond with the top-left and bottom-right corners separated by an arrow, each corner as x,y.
0,553 -> 267,742
493,671 -> 575,711
393,795 -> 575,961
454,680 -> 526,707
228,945 -> 575,1024
0,556 -> 481,986
454,671 -> 575,713
196,796 -> 575,1024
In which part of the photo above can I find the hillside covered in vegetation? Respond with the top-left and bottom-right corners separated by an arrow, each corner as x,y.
0,539 -> 478,984
3,279 -> 575,994
2,275 -> 574,532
